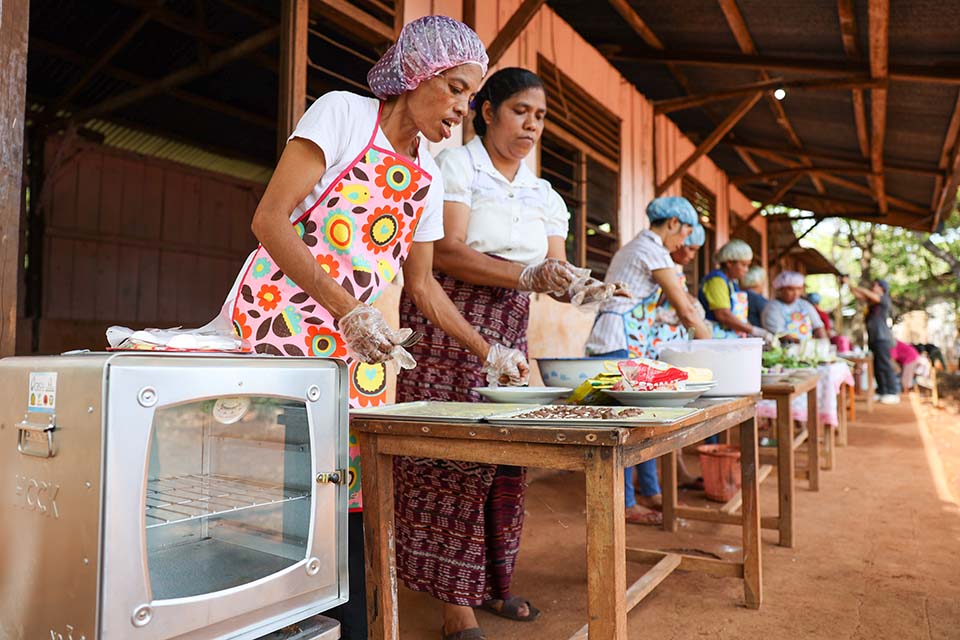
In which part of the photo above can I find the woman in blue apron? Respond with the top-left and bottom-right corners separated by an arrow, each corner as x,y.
698,239 -> 772,341
760,270 -> 827,343
585,197 -> 711,526
652,222 -> 707,347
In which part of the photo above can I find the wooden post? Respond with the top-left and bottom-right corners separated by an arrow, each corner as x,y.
0,0 -> 30,356
278,0 -> 309,157
739,416 -> 762,609
584,446 -> 627,640
775,395 -> 794,548
359,432 -> 399,640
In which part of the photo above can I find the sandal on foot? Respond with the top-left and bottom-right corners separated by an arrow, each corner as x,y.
625,506 -> 663,526
441,626 -> 487,640
478,596 -> 541,622
679,476 -> 704,491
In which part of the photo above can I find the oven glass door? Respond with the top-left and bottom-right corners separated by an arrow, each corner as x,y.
145,397 -> 313,599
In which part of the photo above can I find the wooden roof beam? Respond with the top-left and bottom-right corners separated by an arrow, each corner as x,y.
931,90 -> 960,229
769,218 -> 823,267
485,0 -> 546,67
654,75 -> 881,114
735,144 -> 928,214
601,48 -> 960,86
656,91 -> 763,195
732,166 -> 875,186
73,27 -> 280,122
837,0 -> 870,158
868,0 -> 889,214
30,37 -> 275,129
724,140 -> 941,178
717,0 -> 825,193
113,0 -> 277,70
730,174 -> 803,235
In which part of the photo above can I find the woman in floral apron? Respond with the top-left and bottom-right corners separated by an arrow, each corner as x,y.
760,270 -> 827,342
585,197 -> 712,527
652,222 -> 707,350
698,239 -> 772,341
221,17 -> 527,639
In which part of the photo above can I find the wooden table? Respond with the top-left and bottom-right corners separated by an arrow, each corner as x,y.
843,354 -> 875,413
354,397 -> 761,640
757,372 -> 821,548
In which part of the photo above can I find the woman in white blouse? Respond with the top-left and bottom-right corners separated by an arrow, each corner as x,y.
394,68 -> 613,638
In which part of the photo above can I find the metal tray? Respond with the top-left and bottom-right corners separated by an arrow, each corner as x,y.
484,405 -> 702,426
349,401 -> 536,423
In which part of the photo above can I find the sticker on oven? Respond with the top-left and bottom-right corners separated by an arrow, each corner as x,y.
28,372 -> 58,413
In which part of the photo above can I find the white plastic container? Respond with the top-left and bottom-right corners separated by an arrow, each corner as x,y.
658,339 -> 763,396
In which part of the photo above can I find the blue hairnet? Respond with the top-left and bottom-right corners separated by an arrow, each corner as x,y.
875,279 -> 889,294
646,197 -> 698,227
807,292 -> 821,305
684,223 -> 705,247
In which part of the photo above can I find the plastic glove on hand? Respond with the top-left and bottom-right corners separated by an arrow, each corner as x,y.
750,325 -> 777,348
339,304 -> 417,369
569,276 -> 617,308
518,258 -> 589,295
482,343 -> 530,387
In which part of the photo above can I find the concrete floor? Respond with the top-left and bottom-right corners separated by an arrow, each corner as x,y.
397,393 -> 960,639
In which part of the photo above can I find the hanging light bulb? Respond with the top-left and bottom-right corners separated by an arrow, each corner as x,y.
774,88 -> 787,101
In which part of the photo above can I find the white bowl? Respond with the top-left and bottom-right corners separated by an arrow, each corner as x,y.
535,357 -> 619,388
603,387 -> 707,407
473,386 -> 573,404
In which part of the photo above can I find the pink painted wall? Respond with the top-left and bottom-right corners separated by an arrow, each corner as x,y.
375,1 -> 767,393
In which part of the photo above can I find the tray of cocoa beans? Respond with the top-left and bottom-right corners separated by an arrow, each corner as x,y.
484,404 -> 701,426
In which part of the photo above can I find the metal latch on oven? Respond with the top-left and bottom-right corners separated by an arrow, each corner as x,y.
316,470 -> 347,485
17,414 -> 57,458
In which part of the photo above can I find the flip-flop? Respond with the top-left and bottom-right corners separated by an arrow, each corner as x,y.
625,507 -> 663,526
679,477 -> 705,491
441,626 -> 487,640
478,596 -> 541,622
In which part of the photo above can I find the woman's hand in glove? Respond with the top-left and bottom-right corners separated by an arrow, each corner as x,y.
482,343 -> 530,386
518,258 -> 589,295
338,304 -> 417,369
568,277 -> 618,308
750,325 -> 778,348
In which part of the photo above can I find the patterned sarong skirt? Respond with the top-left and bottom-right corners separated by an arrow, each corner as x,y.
394,268 -> 529,606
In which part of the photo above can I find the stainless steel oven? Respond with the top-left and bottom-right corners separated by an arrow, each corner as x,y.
0,353 -> 349,640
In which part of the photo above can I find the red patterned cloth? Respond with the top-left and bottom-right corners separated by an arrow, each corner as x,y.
394,269 -> 529,605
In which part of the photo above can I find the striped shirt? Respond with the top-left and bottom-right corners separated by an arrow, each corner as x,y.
585,230 -> 676,355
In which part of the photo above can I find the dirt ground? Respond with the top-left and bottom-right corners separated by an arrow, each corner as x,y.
396,392 -> 960,639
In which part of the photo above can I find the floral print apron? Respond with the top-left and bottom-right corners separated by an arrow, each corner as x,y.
699,269 -> 749,339
596,286 -> 683,360
231,105 -> 430,510
781,308 -> 813,341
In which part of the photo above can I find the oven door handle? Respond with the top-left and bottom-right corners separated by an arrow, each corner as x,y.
16,415 -> 57,458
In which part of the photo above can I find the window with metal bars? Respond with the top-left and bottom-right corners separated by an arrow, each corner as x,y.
538,56 -> 621,279
681,174 -> 717,291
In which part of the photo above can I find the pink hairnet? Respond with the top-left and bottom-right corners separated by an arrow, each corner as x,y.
773,270 -> 805,289
367,15 -> 488,99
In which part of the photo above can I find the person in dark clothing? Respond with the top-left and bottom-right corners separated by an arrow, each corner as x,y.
742,265 -> 768,328
845,276 -> 900,404
913,343 -> 948,370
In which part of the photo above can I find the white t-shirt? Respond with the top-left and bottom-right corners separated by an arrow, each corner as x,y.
218,92 -> 445,314
288,91 -> 444,241
585,230 -> 676,355
436,136 -> 569,266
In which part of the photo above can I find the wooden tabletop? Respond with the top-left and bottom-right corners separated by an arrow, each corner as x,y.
760,371 -> 820,395
350,396 -> 758,448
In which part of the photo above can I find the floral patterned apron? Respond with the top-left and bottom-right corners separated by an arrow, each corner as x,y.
231,105 -> 430,511
781,307 -> 813,341
699,269 -> 749,339
650,267 -> 691,355
596,287 -> 676,360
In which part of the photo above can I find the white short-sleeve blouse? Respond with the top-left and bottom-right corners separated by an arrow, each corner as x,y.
435,136 -> 570,266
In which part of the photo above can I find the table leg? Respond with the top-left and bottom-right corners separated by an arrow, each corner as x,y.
584,446 -> 627,640
739,416 -> 763,609
839,384 -> 849,446
866,357 -> 875,413
807,389 -> 821,491
776,396 -> 795,548
358,433 -> 398,640
662,451 -> 678,533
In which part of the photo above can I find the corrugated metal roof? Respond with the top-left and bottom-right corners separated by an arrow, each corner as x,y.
84,119 -> 272,183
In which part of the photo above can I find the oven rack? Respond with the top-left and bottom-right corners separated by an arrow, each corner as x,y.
145,473 -> 309,529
